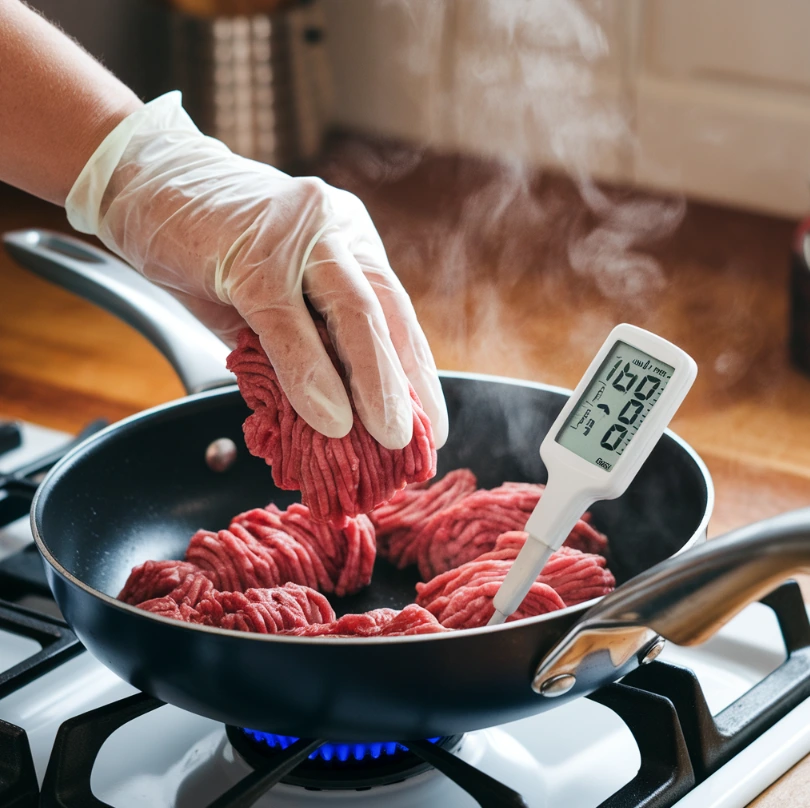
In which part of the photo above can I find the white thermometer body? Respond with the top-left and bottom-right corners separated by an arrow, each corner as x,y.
488,323 -> 697,625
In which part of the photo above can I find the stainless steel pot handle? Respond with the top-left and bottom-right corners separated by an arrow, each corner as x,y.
533,507 -> 810,695
3,229 -> 234,395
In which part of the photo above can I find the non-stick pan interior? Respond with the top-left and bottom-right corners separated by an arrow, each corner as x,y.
36,375 -> 711,615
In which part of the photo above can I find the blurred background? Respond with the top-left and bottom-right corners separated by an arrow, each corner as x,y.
28,0 -> 810,215
2,0 -> 810,534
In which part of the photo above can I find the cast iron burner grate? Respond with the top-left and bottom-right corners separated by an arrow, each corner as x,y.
0,421 -> 105,807
0,603 -> 83,808
0,420 -> 92,703
0,602 -> 83,702
0,420 -> 107,603
0,577 -> 84,808
228,725 -> 463,790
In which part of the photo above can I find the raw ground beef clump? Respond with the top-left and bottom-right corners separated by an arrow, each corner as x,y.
232,504 -> 375,597
123,566 -> 445,636
226,327 -> 437,526
137,576 -> 336,634
118,502 -> 441,636
118,560 -> 205,606
372,477 -> 607,581
370,468 -> 478,565
415,532 -> 615,629
186,503 -> 375,597
285,604 -> 448,637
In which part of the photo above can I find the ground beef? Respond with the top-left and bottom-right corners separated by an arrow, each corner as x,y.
118,560 -> 208,605
185,525 -> 288,593
413,482 -> 608,580
119,504 -> 375,604
283,604 -> 448,637
370,468 -> 478,566
137,577 -> 336,634
415,531 -> 615,629
125,566 -> 442,637
119,470 -> 616,638
133,567 -> 216,621
475,532 -> 615,605
232,504 -> 376,597
185,504 -> 375,597
226,327 -> 437,526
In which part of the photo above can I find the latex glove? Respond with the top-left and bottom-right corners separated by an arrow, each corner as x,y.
65,92 -> 447,450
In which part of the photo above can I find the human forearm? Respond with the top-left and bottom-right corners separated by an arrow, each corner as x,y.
0,0 -> 141,205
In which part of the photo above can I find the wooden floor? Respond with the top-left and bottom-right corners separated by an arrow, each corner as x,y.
0,141 -> 807,542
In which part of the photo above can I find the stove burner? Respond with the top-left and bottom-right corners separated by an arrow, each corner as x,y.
241,728 -> 442,762
227,725 -> 463,790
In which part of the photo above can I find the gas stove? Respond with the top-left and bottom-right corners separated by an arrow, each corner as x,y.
2,421 -> 810,807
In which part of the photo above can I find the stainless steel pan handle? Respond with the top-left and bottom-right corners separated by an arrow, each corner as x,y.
534,507 -> 810,694
3,229 -> 234,395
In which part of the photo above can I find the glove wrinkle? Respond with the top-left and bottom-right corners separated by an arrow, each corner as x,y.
216,225 -> 256,304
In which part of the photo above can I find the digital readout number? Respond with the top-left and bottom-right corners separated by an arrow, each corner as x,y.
556,342 -> 674,470
598,360 -> 662,451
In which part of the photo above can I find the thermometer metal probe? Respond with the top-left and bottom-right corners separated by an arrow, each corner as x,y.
488,323 -> 697,626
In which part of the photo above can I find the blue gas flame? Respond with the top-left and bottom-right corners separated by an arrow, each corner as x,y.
241,729 -> 440,762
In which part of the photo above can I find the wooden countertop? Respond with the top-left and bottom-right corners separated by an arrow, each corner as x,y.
0,146 -> 809,803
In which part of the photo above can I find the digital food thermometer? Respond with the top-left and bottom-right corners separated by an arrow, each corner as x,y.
488,323 -> 697,626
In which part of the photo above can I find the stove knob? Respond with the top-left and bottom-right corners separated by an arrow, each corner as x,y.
0,421 -> 22,456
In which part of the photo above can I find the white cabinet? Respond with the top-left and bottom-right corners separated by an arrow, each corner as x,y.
325,0 -> 810,217
642,0 -> 810,87
634,0 -> 810,216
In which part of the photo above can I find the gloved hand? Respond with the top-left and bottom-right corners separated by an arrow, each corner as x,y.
65,92 -> 447,450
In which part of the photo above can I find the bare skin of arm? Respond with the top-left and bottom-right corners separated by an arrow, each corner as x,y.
0,0 -> 142,205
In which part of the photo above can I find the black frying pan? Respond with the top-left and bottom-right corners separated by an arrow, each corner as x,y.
5,229 -> 810,743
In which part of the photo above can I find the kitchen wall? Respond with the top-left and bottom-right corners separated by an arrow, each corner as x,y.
29,0 -> 172,102
324,0 -> 810,218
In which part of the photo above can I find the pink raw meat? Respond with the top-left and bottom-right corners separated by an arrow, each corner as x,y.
477,533 -> 615,605
415,531 -> 615,629
185,525 -> 286,592
371,469 -> 478,567
226,327 -> 437,526
119,504 -> 375,604
284,604 -> 448,637
137,578 -> 336,634
118,560 -> 209,605
416,482 -> 608,580
232,504 -> 376,596
185,505 -> 375,597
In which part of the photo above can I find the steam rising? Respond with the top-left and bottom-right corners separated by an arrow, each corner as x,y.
324,1 -> 707,388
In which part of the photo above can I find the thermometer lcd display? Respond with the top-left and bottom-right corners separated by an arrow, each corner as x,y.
556,341 -> 674,471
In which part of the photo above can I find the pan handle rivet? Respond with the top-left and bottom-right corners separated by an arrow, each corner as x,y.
640,638 -> 666,665
205,438 -> 238,472
535,673 -> 576,697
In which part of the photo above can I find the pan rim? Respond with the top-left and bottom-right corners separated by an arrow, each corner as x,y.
31,371 -> 714,645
